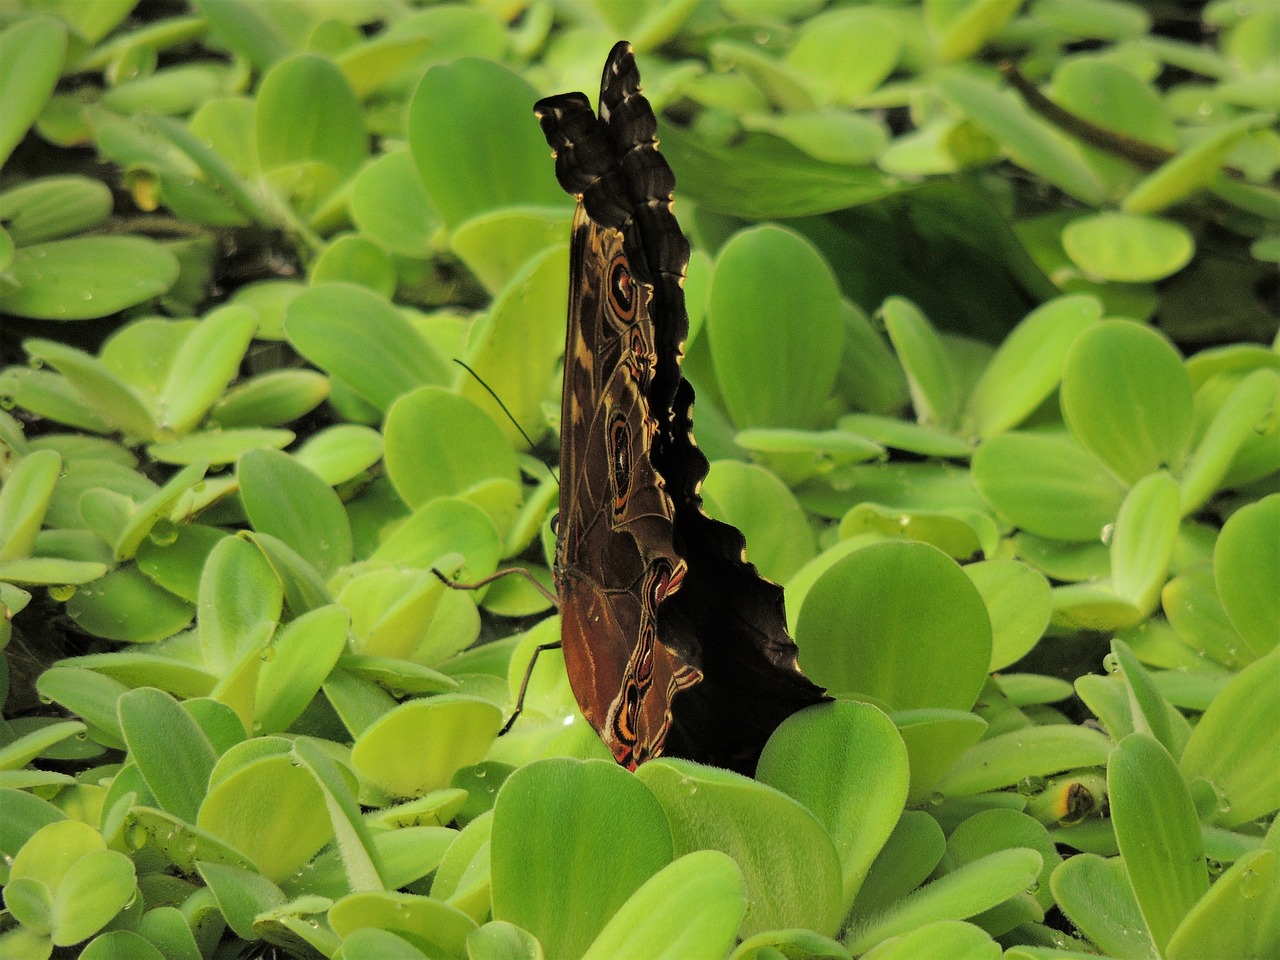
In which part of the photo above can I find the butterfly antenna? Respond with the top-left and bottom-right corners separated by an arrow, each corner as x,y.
452,359 -> 559,486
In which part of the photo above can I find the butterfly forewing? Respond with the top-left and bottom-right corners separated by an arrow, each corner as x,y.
549,181 -> 699,769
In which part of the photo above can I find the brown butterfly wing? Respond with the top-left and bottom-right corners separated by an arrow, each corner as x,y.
536,91 -> 700,769
537,41 -> 827,774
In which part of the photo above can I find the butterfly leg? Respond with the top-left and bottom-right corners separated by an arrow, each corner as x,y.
500,639 -> 564,735
430,565 -> 557,606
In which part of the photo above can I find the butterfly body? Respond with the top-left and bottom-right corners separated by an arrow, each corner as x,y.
536,42 -> 827,774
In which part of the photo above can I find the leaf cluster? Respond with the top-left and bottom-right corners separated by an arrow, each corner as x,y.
0,1 -> 1278,959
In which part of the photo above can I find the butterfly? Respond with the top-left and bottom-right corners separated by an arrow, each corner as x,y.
533,41 -> 828,775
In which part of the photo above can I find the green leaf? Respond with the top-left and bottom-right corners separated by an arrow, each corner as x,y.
244,530 -> 331,616
158,304 -> 257,435
964,560 -> 1052,672
947,808 -> 1061,921
0,18 -> 67,169
1111,638 -> 1183,759
837,503 -> 993,561
736,428 -> 884,483
834,301 -> 910,414
2,237 -> 180,321
580,851 -> 746,960
844,848 -> 1042,954
837,414 -> 969,459
162,428 -> 282,467
741,109 -> 886,165
255,605 -> 348,735
730,928 -> 848,960
0,367 -> 112,434
0,720 -> 85,772
492,758 -> 673,960
211,369 -> 330,429
112,460 -> 208,562
658,123 -> 903,219
458,244 -> 567,445
293,424 -> 383,485
101,61 -> 232,116
118,687 -> 218,824
1050,852 -> 1155,959
1166,848 -> 1280,960
860,921 -> 998,960
351,695 -> 503,799
63,650 -> 214,701
796,541 -> 991,711
0,449 -> 61,563
337,929 -> 431,960
1109,733 -> 1208,953
926,0 -> 1023,60
138,909 -> 207,960
197,535 -> 282,674
24,339 -> 156,439
310,234 -> 396,295
1062,213 -> 1195,283
1214,495 -> 1280,659
291,736 -> 386,893
7,820 -> 136,948
194,0 -> 304,70
196,860 -> 286,941
340,567 -> 449,661
384,385 -> 520,510
408,59 -> 567,228
709,40 -> 816,112
963,294 -> 1102,438
787,7 -> 901,104
64,565 -> 194,643
0,175 -> 113,246
637,758 -> 843,938
146,111 -> 272,227
1125,115 -> 1270,215
198,753 -> 333,882
1180,369 -> 1277,513
334,31 -> 435,99
239,449 -> 353,578
340,655 -> 456,698
894,711 -> 988,802
938,725 -> 1112,796
1038,0 -> 1151,39
284,283 -> 450,412
1061,320 -> 1194,484
1180,650 -> 1280,827
35,667 -> 128,749
0,793 -> 75,877
1050,582 -> 1145,631
881,297 -> 959,428
936,70 -> 1104,205
48,849 -> 136,945
130,805 -> 251,875
136,523 -> 228,603
451,207 -> 571,296
1050,56 -> 1175,151
256,53 -> 365,178
80,931 -> 166,960
1109,471 -> 1180,615
371,496 -> 501,582
756,701 -> 909,910
429,809 -> 490,920
708,225 -> 842,429
702,460 -> 814,584
329,892 -> 476,958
